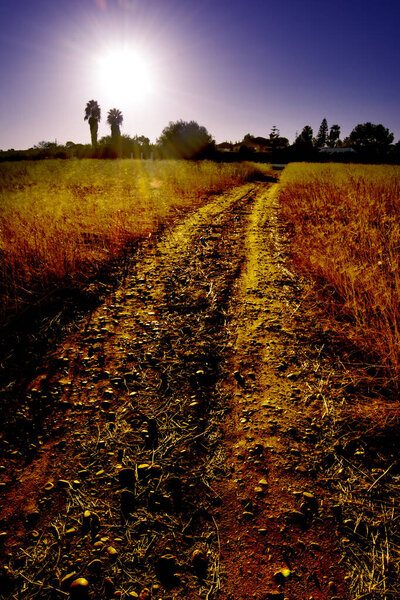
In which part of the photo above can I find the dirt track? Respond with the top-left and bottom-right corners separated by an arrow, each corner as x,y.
0,182 -> 349,599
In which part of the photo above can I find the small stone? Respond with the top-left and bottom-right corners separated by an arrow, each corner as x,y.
233,370 -> 246,387
82,510 -> 91,532
104,577 -> 114,597
302,492 -> 318,510
139,588 -> 151,600
78,469 -> 90,479
70,578 -> 89,598
61,572 -> 78,590
151,584 -> 162,594
302,491 -> 315,500
331,504 -> 342,520
273,568 -> 291,585
118,467 -> 136,489
44,482 -> 55,492
147,464 -> 162,477
191,549 -> 208,573
242,511 -> 254,520
286,372 -> 299,380
128,593 -> 139,599
156,554 -> 176,580
91,514 -> 100,536
258,478 -> 268,487
328,581 -> 337,592
58,479 -> 71,489
25,510 -> 40,528
137,464 -> 150,479
88,559 -> 102,572
310,542 -> 321,551
0,565 -> 13,588
65,528 -> 77,537
106,546 -> 118,558
121,489 -> 135,513
284,510 -> 306,525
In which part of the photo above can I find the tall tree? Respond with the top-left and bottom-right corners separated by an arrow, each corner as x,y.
269,125 -> 280,140
107,108 -> 123,140
269,125 -> 281,149
315,118 -> 328,148
84,100 -> 101,147
327,124 -> 341,148
349,122 -> 394,153
295,125 -> 313,147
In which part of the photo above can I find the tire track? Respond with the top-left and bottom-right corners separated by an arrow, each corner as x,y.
0,183 -> 261,600
1,181 -> 350,600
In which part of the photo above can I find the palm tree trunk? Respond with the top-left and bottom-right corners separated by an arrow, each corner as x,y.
89,118 -> 98,147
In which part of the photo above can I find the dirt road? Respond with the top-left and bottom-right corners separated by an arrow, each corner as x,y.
0,182 -> 349,599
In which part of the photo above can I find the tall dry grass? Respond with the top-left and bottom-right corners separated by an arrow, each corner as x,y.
0,159 -> 266,324
278,162 -> 400,384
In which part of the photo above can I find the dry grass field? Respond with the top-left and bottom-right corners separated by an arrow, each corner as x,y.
278,162 -> 400,386
0,159 -> 268,324
2,158 -> 400,599
278,163 -> 400,598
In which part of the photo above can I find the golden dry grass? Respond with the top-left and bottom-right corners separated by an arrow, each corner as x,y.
278,162 -> 400,384
0,159 -> 269,324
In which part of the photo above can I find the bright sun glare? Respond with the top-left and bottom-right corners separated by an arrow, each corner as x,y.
97,48 -> 154,106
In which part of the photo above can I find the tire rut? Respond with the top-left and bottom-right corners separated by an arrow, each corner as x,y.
0,183 -> 261,600
215,184 -> 349,599
0,182 -> 351,600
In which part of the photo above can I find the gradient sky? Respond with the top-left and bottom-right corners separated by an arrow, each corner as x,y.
1,0 -> 400,150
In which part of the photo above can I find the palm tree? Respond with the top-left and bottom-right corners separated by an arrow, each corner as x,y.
84,100 -> 101,147
107,108 -> 123,140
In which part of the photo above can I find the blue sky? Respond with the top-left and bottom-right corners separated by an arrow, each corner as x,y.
0,0 -> 399,149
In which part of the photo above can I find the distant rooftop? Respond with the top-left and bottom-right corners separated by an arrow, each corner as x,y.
318,147 -> 356,153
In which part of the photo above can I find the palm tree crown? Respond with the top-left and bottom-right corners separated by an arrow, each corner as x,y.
107,108 -> 123,139
84,100 -> 101,147
84,100 -> 101,122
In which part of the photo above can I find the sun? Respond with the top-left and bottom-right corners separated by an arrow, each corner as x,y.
96,48 -> 154,106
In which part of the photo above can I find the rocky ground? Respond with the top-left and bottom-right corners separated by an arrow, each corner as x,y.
0,180 -> 398,600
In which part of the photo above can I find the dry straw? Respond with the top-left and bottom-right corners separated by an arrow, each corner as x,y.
0,159 -> 265,324
278,162 -> 400,385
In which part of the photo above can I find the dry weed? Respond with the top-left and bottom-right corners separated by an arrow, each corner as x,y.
278,163 -> 400,385
0,159 -> 271,324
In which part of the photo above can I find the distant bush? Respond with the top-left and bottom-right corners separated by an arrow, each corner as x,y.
157,120 -> 215,160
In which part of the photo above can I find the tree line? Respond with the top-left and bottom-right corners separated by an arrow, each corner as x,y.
83,99 -> 214,160
1,101 -> 399,163
293,118 -> 395,155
